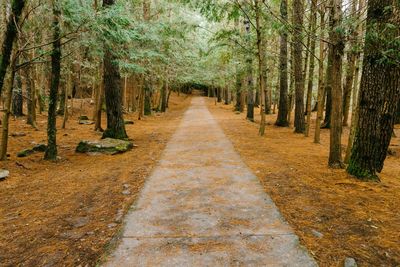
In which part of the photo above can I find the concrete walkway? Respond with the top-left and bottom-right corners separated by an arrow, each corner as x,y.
105,98 -> 317,266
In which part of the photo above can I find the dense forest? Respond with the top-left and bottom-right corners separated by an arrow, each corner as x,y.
0,0 -> 399,266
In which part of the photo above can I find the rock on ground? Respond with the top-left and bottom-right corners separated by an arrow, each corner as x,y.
344,257 -> 357,267
76,138 -> 133,155
0,169 -> 9,180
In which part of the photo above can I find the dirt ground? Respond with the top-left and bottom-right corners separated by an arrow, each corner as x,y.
0,93 -> 191,266
207,99 -> 400,267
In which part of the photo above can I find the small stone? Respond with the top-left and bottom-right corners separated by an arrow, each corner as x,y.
122,189 -> 131,195
17,149 -> 34,157
344,257 -> 357,267
124,120 -> 134,125
67,217 -> 89,228
78,115 -> 89,120
311,229 -> 323,238
10,132 -> 26,137
60,231 -> 84,240
108,223 -> 117,228
79,120 -> 94,125
0,169 -> 9,180
234,111 -> 241,114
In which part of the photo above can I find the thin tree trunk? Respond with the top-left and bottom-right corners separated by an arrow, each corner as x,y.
160,77 -> 168,112
0,55 -> 17,160
44,0 -> 61,161
255,0 -> 266,135
275,0 -> 289,127
305,0 -> 317,137
314,8 -> 326,143
328,0 -> 345,167
245,18 -> 254,121
94,64 -> 104,131
61,73 -> 69,129
344,54 -> 361,163
342,0 -> 358,127
293,0 -> 305,133
12,71 -> 23,116
25,58 -> 37,128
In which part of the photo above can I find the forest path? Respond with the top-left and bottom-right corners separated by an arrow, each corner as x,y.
105,97 -> 317,266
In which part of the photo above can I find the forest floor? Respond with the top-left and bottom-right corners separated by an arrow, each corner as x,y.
208,98 -> 400,266
0,93 -> 192,266
1,93 -> 399,267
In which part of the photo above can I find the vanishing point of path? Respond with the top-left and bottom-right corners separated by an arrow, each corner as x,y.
105,98 -> 317,266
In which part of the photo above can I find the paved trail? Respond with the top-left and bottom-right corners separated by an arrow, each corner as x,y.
105,98 -> 317,266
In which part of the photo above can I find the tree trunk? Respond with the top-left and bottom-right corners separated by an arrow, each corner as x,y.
160,78 -> 168,112
57,85 -> 65,115
44,0 -> 61,161
224,86 -> 229,105
0,0 -> 25,96
314,8 -> 326,143
12,71 -> 23,117
0,55 -> 17,160
101,0 -> 128,139
328,0 -> 345,168
94,64 -> 104,131
342,0 -> 358,127
62,71 -> 70,129
347,0 -> 400,180
235,67 -> 242,112
245,19 -> 254,121
344,53 -> 361,163
305,0 -> 317,137
217,87 -> 222,102
144,79 -> 151,115
255,0 -> 266,135
293,0 -> 305,133
24,53 -> 37,128
275,0 -> 289,127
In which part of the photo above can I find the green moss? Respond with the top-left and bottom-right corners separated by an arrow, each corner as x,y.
17,149 -> 34,157
76,138 -> 133,155
347,160 -> 380,182
33,144 -> 47,152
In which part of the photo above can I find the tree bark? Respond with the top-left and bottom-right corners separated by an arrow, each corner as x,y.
160,77 -> 168,112
0,0 -> 25,96
342,0 -> 358,126
245,18 -> 254,121
12,71 -> 23,116
0,55 -> 17,160
255,0 -> 266,135
94,64 -> 104,132
275,0 -> 289,127
305,0 -> 317,137
314,8 -> 326,143
347,0 -> 400,180
328,0 -> 345,168
293,0 -> 305,133
44,0 -> 61,161
101,0 -> 128,139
